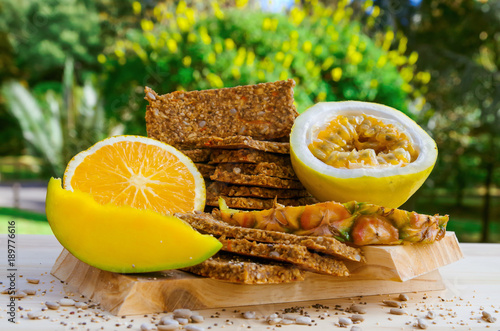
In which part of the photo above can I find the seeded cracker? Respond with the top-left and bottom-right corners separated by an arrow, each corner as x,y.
194,163 -> 216,179
209,149 -> 291,166
175,212 -> 363,262
181,149 -> 212,163
211,167 -> 303,189
207,182 -> 310,199
145,79 -> 298,144
218,237 -> 349,276
176,136 -> 290,154
206,194 -> 318,210
182,252 -> 305,284
215,162 -> 296,180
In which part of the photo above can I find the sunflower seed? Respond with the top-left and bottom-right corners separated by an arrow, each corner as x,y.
27,311 -> 43,320
417,318 -> 428,329
140,323 -> 155,331
243,311 -> 256,319
296,316 -> 312,325
389,308 -> 407,315
22,289 -> 37,295
383,300 -> 402,308
399,293 -> 409,301
59,298 -> 75,306
191,315 -> 204,323
185,325 -> 205,331
173,308 -> 193,319
350,304 -> 366,314
45,301 -> 60,310
351,314 -> 364,323
75,302 -> 88,309
482,311 -> 497,323
339,317 -> 353,326
425,310 -> 435,319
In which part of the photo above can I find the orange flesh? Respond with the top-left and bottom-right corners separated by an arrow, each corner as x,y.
308,114 -> 419,169
68,141 -> 198,214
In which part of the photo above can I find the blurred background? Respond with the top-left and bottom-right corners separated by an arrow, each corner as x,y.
0,0 -> 498,242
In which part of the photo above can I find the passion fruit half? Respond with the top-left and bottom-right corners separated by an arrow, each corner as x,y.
290,101 -> 437,208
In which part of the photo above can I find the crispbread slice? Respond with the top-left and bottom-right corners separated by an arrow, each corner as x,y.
175,212 -> 362,262
219,237 -> 349,276
145,79 -> 298,143
176,136 -> 290,154
211,168 -> 303,189
206,194 -> 318,210
194,163 -> 216,179
209,149 -> 291,166
215,162 -> 296,180
181,149 -> 212,163
207,182 -> 310,199
182,252 -> 305,284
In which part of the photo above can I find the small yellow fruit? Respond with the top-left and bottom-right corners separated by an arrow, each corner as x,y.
290,101 -> 437,208
46,178 -> 221,273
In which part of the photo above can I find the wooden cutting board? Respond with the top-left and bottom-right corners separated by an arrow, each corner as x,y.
51,232 -> 463,316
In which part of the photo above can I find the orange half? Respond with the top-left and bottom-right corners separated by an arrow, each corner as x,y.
63,135 -> 205,214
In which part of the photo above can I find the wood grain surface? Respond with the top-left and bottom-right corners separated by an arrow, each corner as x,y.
1,234 -> 498,331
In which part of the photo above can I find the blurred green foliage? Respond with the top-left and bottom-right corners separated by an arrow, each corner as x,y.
100,1 -> 426,134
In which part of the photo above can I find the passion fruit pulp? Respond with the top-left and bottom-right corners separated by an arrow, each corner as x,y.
290,101 -> 437,208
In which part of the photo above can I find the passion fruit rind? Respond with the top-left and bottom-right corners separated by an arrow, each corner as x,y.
219,198 -> 448,246
290,101 -> 438,208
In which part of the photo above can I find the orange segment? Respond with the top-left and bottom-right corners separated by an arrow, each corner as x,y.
63,136 -> 205,215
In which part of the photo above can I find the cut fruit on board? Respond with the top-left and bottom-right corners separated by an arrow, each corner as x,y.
46,178 -> 221,273
63,135 -> 205,215
51,232 -> 462,315
290,101 -> 438,208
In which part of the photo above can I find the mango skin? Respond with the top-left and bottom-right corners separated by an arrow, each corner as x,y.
45,178 -> 221,273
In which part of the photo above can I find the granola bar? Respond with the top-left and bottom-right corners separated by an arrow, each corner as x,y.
175,212 -> 363,262
215,162 -> 296,180
207,182 -> 310,199
195,163 -> 216,179
206,194 -> 318,210
145,79 -> 298,143
219,237 -> 349,276
181,149 -> 212,163
182,252 -> 305,284
176,136 -> 290,154
211,168 -> 303,189
209,149 -> 291,167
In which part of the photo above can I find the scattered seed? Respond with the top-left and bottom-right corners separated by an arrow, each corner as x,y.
191,315 -> 204,323
281,319 -> 295,325
27,278 -> 40,284
417,318 -> 428,329
339,317 -> 353,326
267,318 -> 281,325
399,293 -> 409,301
350,304 -> 367,314
1,289 -> 11,294
10,291 -> 27,299
27,311 -> 43,320
45,301 -> 60,310
173,308 -> 193,319
296,316 -> 312,325
243,311 -> 256,319
350,326 -> 362,331
282,313 -> 297,321
147,92 -> 156,100
383,300 -> 402,308
198,120 -> 206,128
157,323 -> 179,331
160,317 -> 178,325
59,298 -> 75,306
389,308 -> 407,315
426,310 -> 436,320
75,302 -> 88,310
185,325 -> 205,331
351,314 -> 365,323
482,311 -> 497,323
22,289 -> 37,295
175,317 -> 189,325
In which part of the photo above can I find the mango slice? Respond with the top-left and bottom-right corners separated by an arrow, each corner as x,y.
46,178 -> 221,273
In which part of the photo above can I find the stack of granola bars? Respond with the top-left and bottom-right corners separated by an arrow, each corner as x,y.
144,80 -> 362,284
145,79 -> 316,210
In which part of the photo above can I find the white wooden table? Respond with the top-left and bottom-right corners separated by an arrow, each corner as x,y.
1,235 -> 499,330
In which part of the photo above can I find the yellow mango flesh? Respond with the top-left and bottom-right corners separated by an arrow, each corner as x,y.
45,178 -> 221,273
